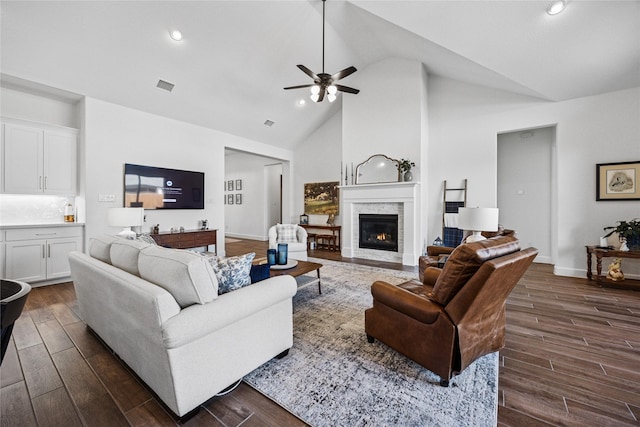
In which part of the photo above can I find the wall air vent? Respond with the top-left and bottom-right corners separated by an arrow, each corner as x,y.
156,79 -> 175,92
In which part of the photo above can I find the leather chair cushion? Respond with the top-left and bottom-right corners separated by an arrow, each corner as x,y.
430,236 -> 520,305
371,281 -> 442,324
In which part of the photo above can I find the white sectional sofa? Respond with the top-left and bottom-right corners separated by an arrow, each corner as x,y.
68,235 -> 297,417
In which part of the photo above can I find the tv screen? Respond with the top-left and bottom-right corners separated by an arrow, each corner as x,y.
124,163 -> 204,209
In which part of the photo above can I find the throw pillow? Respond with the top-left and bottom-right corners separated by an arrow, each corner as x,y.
276,224 -> 298,243
205,252 -> 256,295
136,233 -> 158,245
250,263 -> 271,283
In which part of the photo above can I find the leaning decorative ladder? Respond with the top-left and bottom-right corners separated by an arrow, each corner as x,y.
441,179 -> 468,247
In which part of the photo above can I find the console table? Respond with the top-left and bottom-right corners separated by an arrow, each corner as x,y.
300,224 -> 341,251
151,229 -> 217,253
585,246 -> 640,290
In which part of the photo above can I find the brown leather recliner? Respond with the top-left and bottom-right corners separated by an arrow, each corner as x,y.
365,235 -> 537,386
418,229 -> 516,281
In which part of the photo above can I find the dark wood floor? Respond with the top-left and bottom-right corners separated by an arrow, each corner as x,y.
1,239 -> 639,426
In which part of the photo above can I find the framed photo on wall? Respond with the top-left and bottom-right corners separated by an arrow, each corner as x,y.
596,161 -> 640,201
227,180 -> 234,191
235,179 -> 242,191
235,194 -> 242,205
227,194 -> 234,205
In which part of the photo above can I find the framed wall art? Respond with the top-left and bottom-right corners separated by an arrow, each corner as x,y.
227,180 -> 234,191
235,179 -> 242,191
235,194 -> 242,205
596,161 -> 640,201
227,194 -> 234,205
304,181 -> 339,215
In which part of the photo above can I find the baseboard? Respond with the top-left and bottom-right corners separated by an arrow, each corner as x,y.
225,233 -> 267,241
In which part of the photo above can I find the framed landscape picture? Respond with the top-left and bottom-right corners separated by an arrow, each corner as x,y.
596,161 -> 640,201
304,181 -> 339,215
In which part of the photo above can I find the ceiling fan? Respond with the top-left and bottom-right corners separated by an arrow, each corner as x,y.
284,0 -> 359,103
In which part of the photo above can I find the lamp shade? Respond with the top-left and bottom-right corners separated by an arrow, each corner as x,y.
458,207 -> 499,242
108,207 -> 144,239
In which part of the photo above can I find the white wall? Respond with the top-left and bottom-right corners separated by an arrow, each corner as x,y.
428,77 -> 640,277
82,98 -> 296,256
1,87 -> 79,128
342,58 -> 425,181
293,110 -> 342,225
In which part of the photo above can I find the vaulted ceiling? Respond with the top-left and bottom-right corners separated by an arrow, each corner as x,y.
2,1 -> 638,150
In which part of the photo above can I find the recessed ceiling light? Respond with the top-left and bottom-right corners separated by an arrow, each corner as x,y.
546,0 -> 567,15
169,29 -> 183,41
297,99 -> 306,106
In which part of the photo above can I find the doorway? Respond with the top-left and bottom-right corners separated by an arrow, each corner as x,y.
265,163 -> 283,231
497,127 -> 555,264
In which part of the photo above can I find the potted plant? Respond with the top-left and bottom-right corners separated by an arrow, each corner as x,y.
397,158 -> 416,182
603,218 -> 640,251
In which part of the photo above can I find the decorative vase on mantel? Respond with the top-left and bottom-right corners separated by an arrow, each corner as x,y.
403,171 -> 413,182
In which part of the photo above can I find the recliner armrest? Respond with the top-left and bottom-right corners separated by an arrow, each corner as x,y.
426,246 -> 455,256
371,281 -> 443,324
422,267 -> 442,286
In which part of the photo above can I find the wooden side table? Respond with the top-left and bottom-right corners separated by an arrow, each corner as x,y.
151,229 -> 217,253
585,246 -> 640,290
300,224 -> 341,251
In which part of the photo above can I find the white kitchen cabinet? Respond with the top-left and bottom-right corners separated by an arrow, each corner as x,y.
2,121 -> 77,195
3,226 -> 83,285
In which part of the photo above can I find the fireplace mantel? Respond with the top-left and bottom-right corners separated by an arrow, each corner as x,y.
340,182 -> 420,266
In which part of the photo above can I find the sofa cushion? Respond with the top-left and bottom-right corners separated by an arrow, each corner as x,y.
89,234 -> 120,264
206,253 -> 256,294
110,238 -> 151,276
138,245 -> 218,308
430,236 -> 520,305
276,224 -> 298,243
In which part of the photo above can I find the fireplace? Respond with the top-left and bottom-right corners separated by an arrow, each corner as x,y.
359,214 -> 399,252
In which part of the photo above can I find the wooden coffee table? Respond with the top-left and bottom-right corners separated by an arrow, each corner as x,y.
255,258 -> 323,294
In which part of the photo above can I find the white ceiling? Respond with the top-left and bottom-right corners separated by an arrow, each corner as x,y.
1,1 -> 639,151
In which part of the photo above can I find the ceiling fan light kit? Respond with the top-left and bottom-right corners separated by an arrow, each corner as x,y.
284,0 -> 359,103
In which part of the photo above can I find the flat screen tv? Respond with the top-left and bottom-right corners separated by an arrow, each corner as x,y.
124,163 -> 204,209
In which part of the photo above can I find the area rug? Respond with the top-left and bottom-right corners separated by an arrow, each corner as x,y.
244,258 -> 499,427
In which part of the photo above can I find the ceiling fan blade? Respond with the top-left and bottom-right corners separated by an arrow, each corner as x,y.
297,64 -> 319,80
316,89 -> 325,102
284,84 -> 315,90
332,66 -> 357,81
335,84 -> 360,94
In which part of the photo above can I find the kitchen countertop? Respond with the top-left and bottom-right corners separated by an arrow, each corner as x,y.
0,222 -> 85,230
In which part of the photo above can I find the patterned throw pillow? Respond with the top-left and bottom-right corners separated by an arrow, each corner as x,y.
276,224 -> 298,243
136,234 -> 158,245
205,252 -> 256,295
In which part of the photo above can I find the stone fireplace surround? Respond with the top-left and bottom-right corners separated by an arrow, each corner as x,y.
340,182 -> 419,266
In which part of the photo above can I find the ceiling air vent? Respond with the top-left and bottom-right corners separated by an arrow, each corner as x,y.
264,120 -> 275,127
156,79 -> 175,92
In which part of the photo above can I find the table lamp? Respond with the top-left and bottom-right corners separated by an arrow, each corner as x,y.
458,207 -> 499,243
108,207 -> 144,239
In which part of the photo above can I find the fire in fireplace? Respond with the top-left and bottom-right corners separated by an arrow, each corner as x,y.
359,214 -> 399,252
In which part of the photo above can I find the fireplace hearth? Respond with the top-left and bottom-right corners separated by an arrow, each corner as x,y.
359,214 -> 399,252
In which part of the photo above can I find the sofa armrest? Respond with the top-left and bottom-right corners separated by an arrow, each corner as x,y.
162,275 -> 297,348
371,281 -> 443,324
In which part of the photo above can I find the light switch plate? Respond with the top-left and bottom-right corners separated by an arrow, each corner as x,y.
99,194 -> 116,202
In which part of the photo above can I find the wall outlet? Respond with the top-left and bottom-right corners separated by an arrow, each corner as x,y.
99,194 -> 116,202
